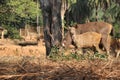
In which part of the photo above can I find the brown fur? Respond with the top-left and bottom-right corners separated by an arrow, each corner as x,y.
110,38 -> 120,58
73,21 -> 113,54
70,27 -> 103,53
62,31 -> 74,49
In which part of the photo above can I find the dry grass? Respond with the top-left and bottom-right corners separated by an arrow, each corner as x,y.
0,56 -> 120,80
0,39 -> 120,80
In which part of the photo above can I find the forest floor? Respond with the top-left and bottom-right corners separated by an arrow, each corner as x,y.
0,39 -> 120,80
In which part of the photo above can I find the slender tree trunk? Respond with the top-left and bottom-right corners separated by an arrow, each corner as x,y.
39,0 -> 62,56
61,0 -> 69,38
37,0 -> 40,35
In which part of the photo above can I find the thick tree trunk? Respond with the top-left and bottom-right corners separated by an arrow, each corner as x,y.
39,0 -> 62,56
51,0 -> 62,46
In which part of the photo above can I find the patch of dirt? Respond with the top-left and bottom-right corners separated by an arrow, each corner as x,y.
0,59 -> 119,80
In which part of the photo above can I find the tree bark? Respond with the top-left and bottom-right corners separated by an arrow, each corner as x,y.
51,0 -> 62,46
39,0 -> 62,56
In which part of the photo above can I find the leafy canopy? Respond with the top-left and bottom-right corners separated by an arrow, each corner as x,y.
7,0 -> 39,19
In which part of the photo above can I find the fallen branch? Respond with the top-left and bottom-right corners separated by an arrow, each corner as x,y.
18,41 -> 38,46
0,72 -> 44,79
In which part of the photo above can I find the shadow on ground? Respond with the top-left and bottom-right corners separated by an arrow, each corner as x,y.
0,56 -> 119,80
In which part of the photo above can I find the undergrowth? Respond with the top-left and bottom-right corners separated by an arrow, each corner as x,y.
48,46 -> 108,61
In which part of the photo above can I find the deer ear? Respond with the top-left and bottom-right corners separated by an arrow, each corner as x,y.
68,26 -> 71,30
118,39 -> 120,42
65,26 -> 70,31
74,24 -> 78,28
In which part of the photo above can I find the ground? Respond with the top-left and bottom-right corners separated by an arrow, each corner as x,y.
0,39 -> 120,80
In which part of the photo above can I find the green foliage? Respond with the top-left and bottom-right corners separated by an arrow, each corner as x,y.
68,0 -> 77,5
90,6 -> 104,21
0,0 -> 43,39
93,52 -> 108,59
6,0 -> 42,26
66,0 -> 120,23
3,25 -> 21,39
49,46 -> 64,61
49,46 -> 108,61
104,2 -> 120,23
8,28 -> 21,39
7,0 -> 39,18
0,0 -> 43,31
113,23 -> 120,38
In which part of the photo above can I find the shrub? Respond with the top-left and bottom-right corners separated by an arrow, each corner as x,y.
3,25 -> 21,39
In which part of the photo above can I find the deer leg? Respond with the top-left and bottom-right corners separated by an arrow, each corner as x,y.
101,35 -> 110,55
94,44 -> 105,54
116,50 -> 120,59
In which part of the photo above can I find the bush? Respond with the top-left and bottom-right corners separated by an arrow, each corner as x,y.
113,23 -> 120,38
3,25 -> 21,39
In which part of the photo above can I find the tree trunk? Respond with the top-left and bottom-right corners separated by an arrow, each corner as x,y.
61,0 -> 69,38
51,0 -> 62,46
39,0 -> 62,56
36,0 -> 40,36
